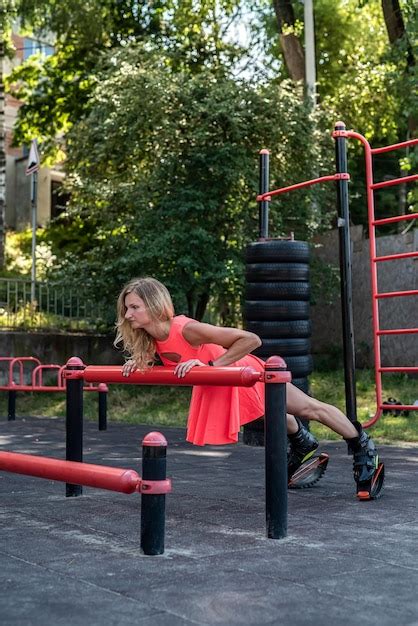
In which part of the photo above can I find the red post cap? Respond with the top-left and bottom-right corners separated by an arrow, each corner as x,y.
259,149 -> 270,155
66,357 -> 85,367
98,383 -> 108,392
265,355 -> 287,370
142,431 -> 168,447
335,121 -> 346,129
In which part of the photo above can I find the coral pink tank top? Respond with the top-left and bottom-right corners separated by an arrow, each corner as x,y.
155,315 -> 265,445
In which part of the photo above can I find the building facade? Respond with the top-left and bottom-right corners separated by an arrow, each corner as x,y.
5,32 -> 66,231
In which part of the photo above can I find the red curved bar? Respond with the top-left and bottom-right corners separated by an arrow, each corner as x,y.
0,451 -> 141,494
82,365 -> 263,387
256,173 -> 349,201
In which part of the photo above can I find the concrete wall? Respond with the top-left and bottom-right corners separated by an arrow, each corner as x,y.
311,227 -> 418,368
0,331 -> 124,368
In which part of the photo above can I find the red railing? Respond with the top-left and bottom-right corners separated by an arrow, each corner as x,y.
0,357 -> 106,393
333,130 -> 418,426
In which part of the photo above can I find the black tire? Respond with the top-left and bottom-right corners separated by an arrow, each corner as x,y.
253,338 -> 311,357
246,263 -> 310,283
291,377 -> 310,395
255,354 -> 313,378
244,300 -> 310,321
246,240 -> 310,263
245,319 -> 311,338
246,281 -> 310,301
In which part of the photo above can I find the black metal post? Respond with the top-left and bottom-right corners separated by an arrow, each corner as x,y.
334,122 -> 357,423
7,389 -> 16,421
265,357 -> 288,539
141,432 -> 167,555
259,149 -> 270,239
98,384 -> 108,431
65,357 -> 85,497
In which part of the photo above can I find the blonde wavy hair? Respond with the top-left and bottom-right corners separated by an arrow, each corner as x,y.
114,277 -> 175,371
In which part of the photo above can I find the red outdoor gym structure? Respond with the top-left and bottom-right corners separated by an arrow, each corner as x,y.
0,355 -> 291,550
0,432 -> 171,555
0,356 -> 108,429
257,122 -> 417,429
62,356 -> 291,541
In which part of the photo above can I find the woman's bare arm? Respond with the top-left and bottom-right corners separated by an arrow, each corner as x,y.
182,321 -> 261,366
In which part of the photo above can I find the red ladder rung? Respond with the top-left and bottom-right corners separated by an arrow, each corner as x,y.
375,289 -> 418,299
371,174 -> 418,190
372,213 -> 418,226
371,138 -> 418,154
377,328 -> 418,335
374,251 -> 418,262
380,404 -> 418,411
379,367 -> 418,373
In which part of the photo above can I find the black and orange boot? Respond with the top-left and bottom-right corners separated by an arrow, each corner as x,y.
288,418 -> 329,489
346,421 -> 384,500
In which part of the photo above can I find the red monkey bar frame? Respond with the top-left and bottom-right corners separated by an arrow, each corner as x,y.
256,125 -> 417,428
333,129 -> 418,426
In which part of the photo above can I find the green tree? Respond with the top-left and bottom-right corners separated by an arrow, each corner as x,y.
44,46 -> 331,323
6,0 -> 246,159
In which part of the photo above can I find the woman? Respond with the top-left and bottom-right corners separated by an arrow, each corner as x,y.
115,277 -> 380,488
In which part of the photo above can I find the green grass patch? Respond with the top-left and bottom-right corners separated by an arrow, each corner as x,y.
1,369 -> 416,443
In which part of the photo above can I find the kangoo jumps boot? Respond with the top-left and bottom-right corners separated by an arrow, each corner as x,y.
287,418 -> 329,489
346,421 -> 384,500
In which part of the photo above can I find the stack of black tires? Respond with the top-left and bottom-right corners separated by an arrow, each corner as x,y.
243,239 -> 313,446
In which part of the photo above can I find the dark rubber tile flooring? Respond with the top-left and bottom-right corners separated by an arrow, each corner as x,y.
1,416 -> 417,626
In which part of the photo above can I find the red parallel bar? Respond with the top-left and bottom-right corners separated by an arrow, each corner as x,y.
378,328 -> 418,335
375,289 -> 418,299
81,365 -> 264,387
256,173 -> 350,201
371,174 -> 418,190
371,138 -> 418,154
0,451 -> 141,494
379,367 -> 418,373
380,404 -> 418,411
374,251 -> 418,262
373,213 -> 418,226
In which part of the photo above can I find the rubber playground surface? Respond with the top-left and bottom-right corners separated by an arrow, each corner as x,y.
1,416 -> 418,626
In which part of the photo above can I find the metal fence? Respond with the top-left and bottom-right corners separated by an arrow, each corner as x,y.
0,278 -> 109,331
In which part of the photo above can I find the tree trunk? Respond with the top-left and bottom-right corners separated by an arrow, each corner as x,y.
194,291 -> 209,322
272,0 -> 305,82
381,0 -> 414,68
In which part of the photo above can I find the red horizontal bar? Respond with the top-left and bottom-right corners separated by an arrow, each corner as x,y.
256,174 -> 350,202
372,213 -> 418,226
371,138 -> 418,154
380,404 -> 418,411
0,452 -> 141,494
371,174 -> 418,190
377,328 -> 418,335
374,251 -> 418,262
81,365 -> 265,387
379,367 -> 418,373
375,289 -> 418,299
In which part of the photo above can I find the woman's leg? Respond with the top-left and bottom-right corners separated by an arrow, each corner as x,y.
286,383 -> 358,439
